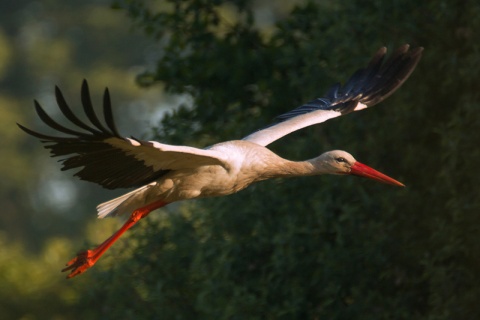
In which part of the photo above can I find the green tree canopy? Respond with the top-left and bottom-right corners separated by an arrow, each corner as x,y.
2,0 -> 479,319
74,0 -> 480,319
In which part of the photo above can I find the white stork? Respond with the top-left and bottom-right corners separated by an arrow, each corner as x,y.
18,44 -> 423,278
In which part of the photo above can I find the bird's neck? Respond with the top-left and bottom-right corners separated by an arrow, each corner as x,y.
261,158 -> 327,179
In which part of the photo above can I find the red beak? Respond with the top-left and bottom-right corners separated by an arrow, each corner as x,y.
350,162 -> 405,187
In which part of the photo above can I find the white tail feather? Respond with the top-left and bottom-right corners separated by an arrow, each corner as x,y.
96,183 -> 156,218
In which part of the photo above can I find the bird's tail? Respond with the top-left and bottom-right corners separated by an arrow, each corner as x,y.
96,183 -> 155,218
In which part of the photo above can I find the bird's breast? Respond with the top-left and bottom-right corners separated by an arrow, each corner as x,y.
153,141 -> 281,202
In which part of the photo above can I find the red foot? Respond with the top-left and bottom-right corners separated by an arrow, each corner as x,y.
61,200 -> 168,279
62,250 -> 96,279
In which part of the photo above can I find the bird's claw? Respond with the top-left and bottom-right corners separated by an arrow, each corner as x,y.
61,250 -> 95,279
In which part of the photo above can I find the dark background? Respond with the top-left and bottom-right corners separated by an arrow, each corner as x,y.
1,0 -> 479,319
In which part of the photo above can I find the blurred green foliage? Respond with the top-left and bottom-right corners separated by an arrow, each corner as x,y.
2,0 -> 480,319
77,0 -> 479,319
0,0 -> 166,318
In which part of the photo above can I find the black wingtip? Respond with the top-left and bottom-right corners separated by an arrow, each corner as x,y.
338,44 -> 423,108
81,79 -> 112,134
102,87 -> 121,137
266,44 -> 423,124
21,79 -> 124,143
17,122 -> 39,137
32,99 -> 91,137
362,44 -> 423,106
17,122 -> 60,141
16,122 -> 29,133
81,79 -> 89,95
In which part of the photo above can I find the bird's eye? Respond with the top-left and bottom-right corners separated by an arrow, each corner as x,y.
336,157 -> 347,163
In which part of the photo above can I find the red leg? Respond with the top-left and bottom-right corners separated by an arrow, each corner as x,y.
62,200 -> 168,279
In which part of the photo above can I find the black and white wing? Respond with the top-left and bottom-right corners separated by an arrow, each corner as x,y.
18,80 -> 227,190
242,44 -> 423,146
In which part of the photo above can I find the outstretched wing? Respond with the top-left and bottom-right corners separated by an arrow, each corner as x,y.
18,80 -> 227,190
242,44 -> 423,146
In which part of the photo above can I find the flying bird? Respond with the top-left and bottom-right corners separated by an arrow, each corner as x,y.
18,44 -> 423,278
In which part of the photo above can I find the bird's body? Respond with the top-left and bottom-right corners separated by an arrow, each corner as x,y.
19,44 -> 423,278
97,141 -> 360,218
103,140 -> 280,217
153,141 -> 286,200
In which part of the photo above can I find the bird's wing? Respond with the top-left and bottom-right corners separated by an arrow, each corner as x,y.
242,44 -> 423,147
18,80 -> 228,190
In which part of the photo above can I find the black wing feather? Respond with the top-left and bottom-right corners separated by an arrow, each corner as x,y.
80,80 -> 111,134
33,100 -> 91,137
18,81 -> 169,189
55,85 -> 101,135
271,45 -> 423,124
102,88 -> 122,137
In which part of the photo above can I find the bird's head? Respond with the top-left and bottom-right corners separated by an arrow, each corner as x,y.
313,150 -> 404,187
